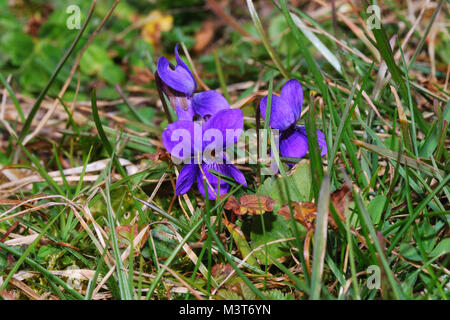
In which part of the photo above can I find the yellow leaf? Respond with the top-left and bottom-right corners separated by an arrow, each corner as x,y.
141,10 -> 173,45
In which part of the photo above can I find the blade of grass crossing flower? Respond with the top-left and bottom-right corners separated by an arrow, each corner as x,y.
270,132 -> 310,284
263,72 -> 274,132
310,176 -> 330,300
306,98 -> 324,199
203,180 -> 213,296
260,75 -> 273,185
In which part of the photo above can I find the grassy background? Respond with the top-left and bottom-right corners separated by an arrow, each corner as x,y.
0,0 -> 448,300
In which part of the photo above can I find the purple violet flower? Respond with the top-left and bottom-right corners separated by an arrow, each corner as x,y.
162,103 -> 246,200
260,79 -> 327,166
156,44 -> 229,122
157,43 -> 197,96
158,45 -> 247,199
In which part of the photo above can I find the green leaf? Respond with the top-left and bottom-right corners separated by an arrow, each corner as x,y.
216,289 -> 243,300
0,31 -> 34,66
89,185 -> 146,225
399,243 -> 422,262
37,245 -> 60,263
249,212 -> 307,262
429,238 -> 450,258
258,160 -> 312,207
100,63 -> 125,85
80,44 -> 110,75
150,224 -> 179,259
417,219 -> 436,253
80,45 -> 124,84
264,289 -> 295,300
224,221 -> 260,270
368,195 -> 387,225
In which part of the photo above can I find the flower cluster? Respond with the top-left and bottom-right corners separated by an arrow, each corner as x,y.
260,79 -> 327,171
157,45 -> 327,200
158,44 -> 246,199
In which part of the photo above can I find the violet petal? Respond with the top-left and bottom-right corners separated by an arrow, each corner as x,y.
192,90 -> 229,118
162,120 -> 202,159
280,79 -> 303,122
201,108 -> 244,152
156,55 -> 196,96
176,164 -> 199,195
260,95 -> 297,131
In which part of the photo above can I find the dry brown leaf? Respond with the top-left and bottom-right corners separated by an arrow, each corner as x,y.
193,20 -> 217,53
223,194 -> 276,216
277,184 -> 352,230
105,224 -> 149,255
130,66 -> 155,85
277,202 -> 317,230
223,194 -> 240,212
239,194 -> 276,215
329,184 -> 352,224
0,290 -> 17,300
211,263 -> 233,279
